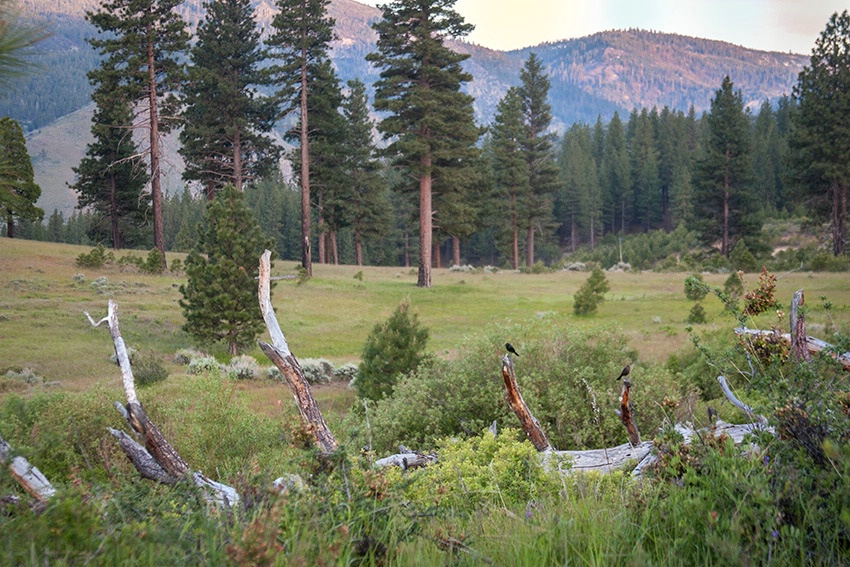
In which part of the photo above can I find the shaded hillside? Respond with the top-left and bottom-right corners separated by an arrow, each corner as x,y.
516,30 -> 808,124
8,0 -> 810,215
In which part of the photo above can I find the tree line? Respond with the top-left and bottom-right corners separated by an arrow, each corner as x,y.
4,2 -> 849,284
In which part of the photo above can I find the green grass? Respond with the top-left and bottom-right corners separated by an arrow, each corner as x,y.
3,239 -> 847,395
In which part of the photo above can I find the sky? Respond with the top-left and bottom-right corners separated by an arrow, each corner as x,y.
357,0 -> 848,55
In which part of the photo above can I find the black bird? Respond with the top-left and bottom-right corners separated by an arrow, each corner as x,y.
616,364 -> 631,380
505,343 -> 520,357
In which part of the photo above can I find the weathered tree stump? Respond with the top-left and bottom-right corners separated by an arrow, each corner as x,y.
86,301 -> 239,508
0,435 -> 56,505
501,354 -> 551,451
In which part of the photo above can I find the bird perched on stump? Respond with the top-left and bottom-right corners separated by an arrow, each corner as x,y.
616,364 -> 630,380
505,343 -> 520,357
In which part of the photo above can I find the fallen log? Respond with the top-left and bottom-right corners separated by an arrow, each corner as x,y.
86,301 -> 239,508
0,434 -> 56,505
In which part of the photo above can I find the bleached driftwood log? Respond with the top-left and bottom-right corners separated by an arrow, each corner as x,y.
501,354 -> 551,451
375,446 -> 438,470
86,301 -> 239,508
257,250 -> 338,455
717,375 -> 769,425
0,434 -> 56,504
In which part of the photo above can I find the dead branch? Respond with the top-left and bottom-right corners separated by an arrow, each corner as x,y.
0,435 -> 56,504
375,446 -> 438,470
501,354 -> 551,451
618,379 -> 641,446
717,375 -> 769,425
257,250 -> 338,455
86,300 -> 239,508
790,289 -> 813,363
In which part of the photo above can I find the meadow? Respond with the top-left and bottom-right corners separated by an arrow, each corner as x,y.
1,238 -> 849,565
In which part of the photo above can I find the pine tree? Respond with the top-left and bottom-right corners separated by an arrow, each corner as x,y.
0,116 -> 42,237
367,0 -> 478,287
0,0 -> 50,85
356,300 -> 429,401
341,79 -> 391,266
289,59 -> 347,264
86,0 -> 189,267
179,185 -> 271,355
517,53 -> 559,266
268,0 -> 336,277
629,108 -> 661,231
71,58 -> 149,249
180,0 -> 279,199
792,10 -> 850,256
557,123 -> 601,251
693,75 -> 755,257
490,86 -> 530,269
603,111 -> 631,234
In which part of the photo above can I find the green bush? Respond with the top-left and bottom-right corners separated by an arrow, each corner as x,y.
810,251 -> 850,272
723,271 -> 744,298
75,244 -> 113,269
573,267 -> 609,316
729,238 -> 759,272
363,320 -> 679,453
687,303 -> 707,324
226,355 -> 261,380
300,358 -> 335,384
140,248 -> 166,274
356,301 -> 429,401
683,273 -> 709,301
133,350 -> 168,387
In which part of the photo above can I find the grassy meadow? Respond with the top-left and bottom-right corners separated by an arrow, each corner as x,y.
2,238 -> 849,565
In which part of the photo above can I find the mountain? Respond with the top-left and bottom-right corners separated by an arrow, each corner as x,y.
9,0 -> 809,217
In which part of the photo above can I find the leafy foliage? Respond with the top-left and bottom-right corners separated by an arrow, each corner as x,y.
356,301 -> 429,401
573,266 -> 610,315
179,185 -> 271,355
0,116 -> 43,237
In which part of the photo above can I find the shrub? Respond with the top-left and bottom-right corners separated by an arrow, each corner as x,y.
729,238 -> 759,272
174,347 -> 207,365
686,303 -> 707,324
810,251 -> 850,272
226,355 -> 261,380
362,320 -> 680,454
723,271 -> 744,299
298,358 -> 335,385
109,347 -> 137,365
683,274 -> 709,301
333,363 -> 359,384
140,248 -> 166,274
356,301 -> 429,401
573,267 -> 609,316
75,244 -> 113,269
187,356 -> 222,375
133,351 -> 168,387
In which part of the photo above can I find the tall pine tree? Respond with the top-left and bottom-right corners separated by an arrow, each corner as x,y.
180,0 -> 279,199
86,0 -> 189,267
0,116 -> 42,237
792,10 -> 850,256
268,0 -> 336,276
693,75 -> 755,257
517,53 -> 559,266
490,86 -> 529,269
341,79 -> 390,266
179,185 -> 270,355
72,58 -> 149,249
367,0 -> 478,287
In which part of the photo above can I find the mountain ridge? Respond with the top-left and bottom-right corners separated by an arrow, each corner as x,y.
10,0 -> 810,215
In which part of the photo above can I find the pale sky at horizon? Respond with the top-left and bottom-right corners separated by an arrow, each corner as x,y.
357,0 -> 848,55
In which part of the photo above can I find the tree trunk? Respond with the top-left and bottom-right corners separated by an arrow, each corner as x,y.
618,379 -> 641,446
511,192 -> 519,270
832,181 -> 847,256
433,237 -> 441,269
418,156 -> 432,288
300,43 -> 312,277
790,289 -> 813,364
500,354 -> 551,451
452,235 -> 460,267
331,230 -> 338,265
0,435 -> 56,505
258,250 -> 338,455
233,130 -> 243,191
354,228 -> 363,266
526,224 -> 535,267
147,36 -> 166,270
109,173 -> 122,249
5,211 -> 13,238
